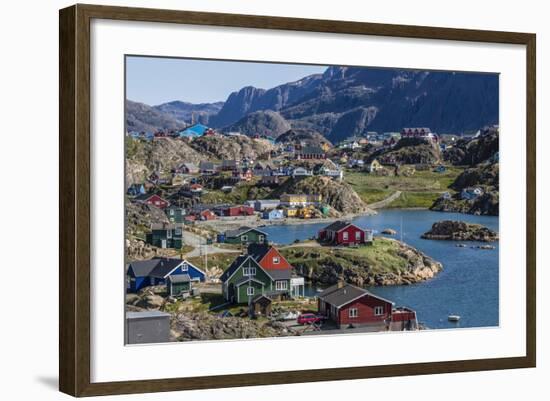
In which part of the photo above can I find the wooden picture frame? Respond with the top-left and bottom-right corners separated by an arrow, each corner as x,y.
59,3 -> 536,397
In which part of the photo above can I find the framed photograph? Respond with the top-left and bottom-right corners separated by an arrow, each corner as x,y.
59,4 -> 536,397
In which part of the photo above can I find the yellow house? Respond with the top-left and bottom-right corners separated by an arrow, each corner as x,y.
368,159 -> 383,173
280,194 -> 308,207
284,208 -> 298,217
297,206 -> 313,219
321,142 -> 331,152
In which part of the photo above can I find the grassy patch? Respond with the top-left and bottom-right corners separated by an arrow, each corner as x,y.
386,191 -> 441,208
281,238 -> 409,276
344,166 -> 463,207
188,252 -> 238,272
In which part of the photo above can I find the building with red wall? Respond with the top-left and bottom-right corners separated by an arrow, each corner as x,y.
318,221 -> 373,246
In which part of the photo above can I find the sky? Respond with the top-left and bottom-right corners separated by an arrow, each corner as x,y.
126,56 -> 328,106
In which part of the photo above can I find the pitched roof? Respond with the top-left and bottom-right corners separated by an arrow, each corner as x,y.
220,255 -> 249,282
148,258 -> 185,278
321,220 -> 354,232
300,146 -> 325,154
318,283 -> 394,308
225,226 -> 267,238
167,274 -> 191,283
247,243 -> 271,262
128,259 -> 161,277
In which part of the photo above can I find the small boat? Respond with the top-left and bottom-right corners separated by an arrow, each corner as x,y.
448,315 -> 461,322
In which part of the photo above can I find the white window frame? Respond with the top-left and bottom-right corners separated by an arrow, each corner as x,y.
258,235 -> 264,243
343,231 -> 349,240
273,257 -> 280,264
241,235 -> 248,243
349,308 -> 359,318
374,306 -> 384,316
181,264 -> 188,272
243,267 -> 256,276
170,209 -> 174,215
355,231 -> 361,240
166,230 -> 172,239
275,280 -> 288,291
247,287 -> 254,296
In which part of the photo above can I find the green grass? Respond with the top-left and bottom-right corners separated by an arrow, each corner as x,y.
188,253 -> 239,272
386,191 -> 442,208
344,166 -> 463,208
200,179 -> 272,204
281,238 -> 409,276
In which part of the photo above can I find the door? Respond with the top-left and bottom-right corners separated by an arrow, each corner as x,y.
161,239 -> 167,248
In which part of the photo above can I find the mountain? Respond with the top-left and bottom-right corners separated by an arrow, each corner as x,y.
154,100 -> 224,125
126,100 -> 187,133
209,66 -> 498,142
224,110 -> 291,137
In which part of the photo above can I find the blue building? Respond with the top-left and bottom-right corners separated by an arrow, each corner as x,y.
127,183 -> 146,196
127,257 -> 206,293
262,209 -> 284,220
178,124 -> 208,138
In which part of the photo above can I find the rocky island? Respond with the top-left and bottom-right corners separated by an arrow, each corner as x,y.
421,220 -> 498,242
281,237 -> 442,286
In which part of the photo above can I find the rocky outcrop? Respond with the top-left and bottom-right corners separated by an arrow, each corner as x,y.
171,312 -> 294,341
282,239 -> 442,287
188,135 -> 276,161
224,110 -> 291,137
421,220 -> 498,242
126,100 -> 187,133
443,128 -> 499,166
125,137 -> 204,185
372,137 -> 442,165
271,176 -> 374,215
275,128 -> 332,148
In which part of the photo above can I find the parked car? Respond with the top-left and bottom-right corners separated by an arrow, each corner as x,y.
297,313 -> 323,325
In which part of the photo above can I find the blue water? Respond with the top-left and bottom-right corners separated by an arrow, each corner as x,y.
262,210 -> 499,330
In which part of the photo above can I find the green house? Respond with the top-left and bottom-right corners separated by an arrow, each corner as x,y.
146,223 -> 183,249
220,255 -> 291,304
223,226 -> 268,245
165,206 -> 186,224
167,274 -> 191,297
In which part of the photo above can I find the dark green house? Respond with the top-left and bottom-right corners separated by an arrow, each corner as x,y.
167,274 -> 191,297
146,223 -> 183,249
220,255 -> 291,304
223,226 -> 268,245
165,206 -> 186,224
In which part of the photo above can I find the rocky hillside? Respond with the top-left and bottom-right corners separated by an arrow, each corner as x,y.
421,220 -> 498,242
452,162 -> 499,190
154,100 -> 224,125
443,128 -> 499,166
125,137 -> 204,185
371,137 -> 442,165
224,110 -> 291,137
275,128 -> 332,147
270,176 -> 373,215
188,135 -> 276,160
281,238 -> 442,286
126,100 -> 187,133
208,66 -> 498,142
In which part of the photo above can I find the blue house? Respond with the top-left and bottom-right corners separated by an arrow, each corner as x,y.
178,124 -> 208,138
262,209 -> 284,220
127,257 -> 206,293
127,183 -> 146,196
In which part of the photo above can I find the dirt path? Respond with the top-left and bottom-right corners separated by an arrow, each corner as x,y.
368,191 -> 402,209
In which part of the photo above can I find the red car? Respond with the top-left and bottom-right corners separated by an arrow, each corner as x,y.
297,313 -> 323,325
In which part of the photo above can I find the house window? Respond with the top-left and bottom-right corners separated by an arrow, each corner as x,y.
349,308 -> 359,318
258,235 -> 264,243
343,232 -> 349,240
175,228 -> 182,236
275,281 -> 288,291
374,306 -> 384,316
247,287 -> 254,296
273,257 -> 280,264
181,264 -> 188,272
241,235 -> 248,243
166,230 -> 172,239
243,267 -> 256,276
170,209 -> 174,215
355,231 -> 361,240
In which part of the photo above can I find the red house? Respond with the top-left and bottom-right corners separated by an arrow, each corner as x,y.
317,283 -> 395,329
133,193 -> 169,209
248,243 -> 292,271
217,205 -> 255,217
318,221 -> 373,246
